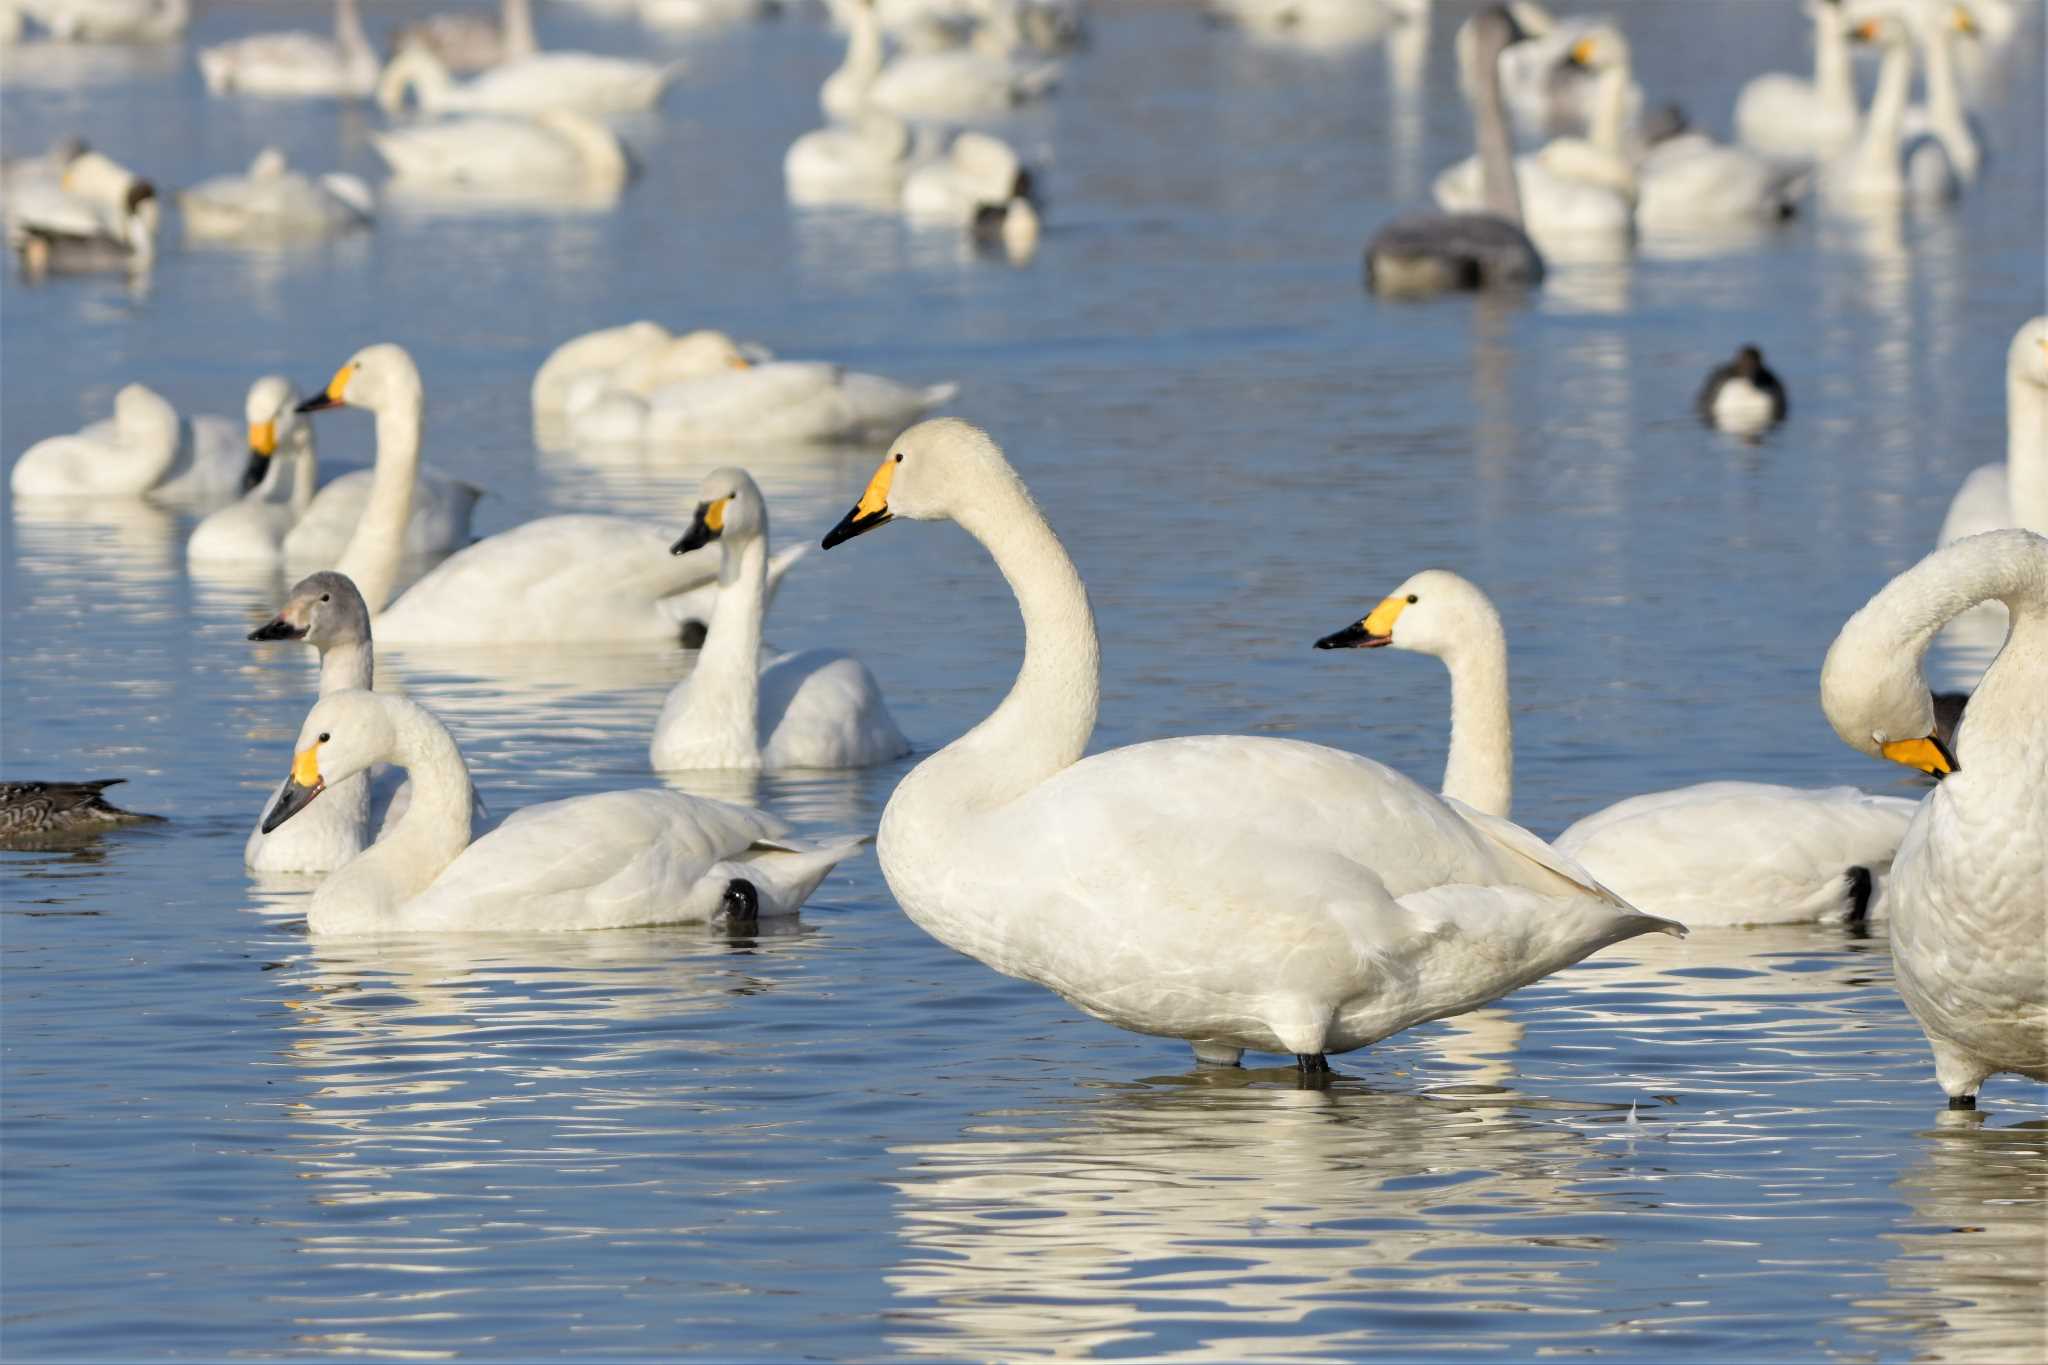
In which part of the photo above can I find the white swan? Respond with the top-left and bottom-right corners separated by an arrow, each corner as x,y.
1818,12 -> 1959,208
785,110 -> 919,208
1733,0 -> 1860,166
639,0 -> 770,31
532,320 -> 676,415
294,343 -> 800,644
1939,318 -> 2048,545
179,147 -> 373,243
568,357 -> 958,446
244,572 -> 390,872
262,689 -> 864,934
823,0 -> 1058,121
5,148 -> 157,276
1820,530 -> 2047,1106
377,39 -> 682,115
1315,570 -> 1919,927
12,0 -> 183,41
1890,0 -> 1985,184
1214,0 -> 1418,49
817,419 -> 1681,1075
1457,2 -> 1640,143
197,0 -> 378,98
393,0 -> 537,73
901,129 -> 1031,225
651,468 -> 909,771
561,328 -> 759,429
188,378 -> 318,562
372,111 -> 631,197
11,380 -> 252,507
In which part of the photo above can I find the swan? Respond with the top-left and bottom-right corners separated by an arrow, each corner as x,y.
1366,6 -> 1543,297
243,573 -> 390,873
0,780 -> 160,846
393,0 -> 537,72
532,320 -> 678,414
651,468 -> 909,772
1818,12 -> 1959,208
1820,529 -> 2048,1107
1458,2 -> 1638,142
560,328 -> 759,427
262,689 -> 865,934
817,419 -> 1681,1076
12,0 -> 182,41
1213,0 -> 1418,48
377,39 -> 682,115
372,110 -> 631,197
1892,0 -> 1985,184
1733,0 -> 1860,166
1695,345 -> 1789,437
639,0 -> 770,30
179,148 -> 373,242
785,110 -> 919,207
823,0 -> 1058,121
5,148 -> 157,276
567,357 -> 958,446
11,381 -> 252,507
188,379 -> 319,562
197,0 -> 378,98
294,343 -> 799,644
900,129 -> 1033,225
1316,570 -> 1920,927
1938,317 -> 2048,545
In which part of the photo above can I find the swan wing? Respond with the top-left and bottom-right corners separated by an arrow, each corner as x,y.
758,648 -> 911,769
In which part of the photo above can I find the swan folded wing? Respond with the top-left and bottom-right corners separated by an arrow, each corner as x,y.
646,363 -> 843,439
282,465 -> 475,562
403,789 -> 788,931
375,120 -> 577,184
757,649 -> 908,768
713,837 -> 868,917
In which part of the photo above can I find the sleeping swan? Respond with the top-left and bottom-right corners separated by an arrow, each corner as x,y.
1315,569 -> 1919,927
262,688 -> 864,934
651,467 -> 909,771
818,418 -> 1681,1077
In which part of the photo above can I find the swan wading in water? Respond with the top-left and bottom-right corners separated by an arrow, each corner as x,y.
372,110 -> 631,198
1316,570 -> 1919,928
650,468 -> 909,772
376,37 -> 682,115
11,380 -> 255,509
1696,345 -> 1788,437
1366,5 -> 1543,297
261,689 -> 864,933
179,147 -> 373,242
818,419 -> 1681,1078
0,780 -> 160,847
197,0 -> 378,98
294,343 -> 801,643
1821,530 -> 2048,1107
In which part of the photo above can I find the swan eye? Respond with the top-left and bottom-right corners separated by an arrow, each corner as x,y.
1406,594 -> 1419,605
893,452 -> 903,463
319,593 -> 331,602
317,732 -> 330,743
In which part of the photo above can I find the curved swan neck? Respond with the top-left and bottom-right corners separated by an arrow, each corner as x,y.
317,636 -> 373,695
1469,34 -> 1523,223
334,0 -> 370,55
1588,62 -> 1631,160
688,531 -> 770,756
836,2 -> 884,92
932,481 -> 1099,807
501,0 -> 538,60
312,700 -> 473,924
1814,1 -> 1853,112
336,400 -> 421,616
1436,615 -> 1514,819
1920,17 -> 1964,135
2011,366 -> 2048,532
1858,39 -> 1913,172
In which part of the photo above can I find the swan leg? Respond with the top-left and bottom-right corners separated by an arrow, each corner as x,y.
1843,866 -> 1875,927
1928,1036 -> 1989,1109
1294,1053 -> 1332,1086
1190,1040 -> 1243,1068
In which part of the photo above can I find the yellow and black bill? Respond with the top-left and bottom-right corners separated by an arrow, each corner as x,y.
822,453 -> 898,550
260,745 -> 326,833
672,497 -> 728,556
1880,733 -> 1959,778
294,363 -> 355,414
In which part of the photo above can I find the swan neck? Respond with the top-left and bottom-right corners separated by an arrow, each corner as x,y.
840,2 -> 883,85
1589,64 -> 1631,159
501,0 -> 538,59
1438,622 -> 1514,819
1861,40 -> 1912,164
317,637 -> 374,695
335,401 -> 421,616
1921,20 -> 1963,129
334,0 -> 370,55
314,702 -> 472,924
1468,39 -> 1523,223
689,532 -> 770,756
1814,3 -> 1852,106
2010,371 -> 2048,532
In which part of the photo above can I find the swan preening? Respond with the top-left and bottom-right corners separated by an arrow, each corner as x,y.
11,381 -> 252,507
1316,570 -> 1918,928
4,148 -> 157,276
261,688 -> 864,933
179,148 -> 374,243
650,468 -> 909,772
1822,530 -> 2047,1106
818,419 -> 1680,1075
373,111 -> 632,199
376,37 -> 681,115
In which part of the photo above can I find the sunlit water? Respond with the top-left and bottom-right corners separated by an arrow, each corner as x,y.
4,1 -> 2045,1358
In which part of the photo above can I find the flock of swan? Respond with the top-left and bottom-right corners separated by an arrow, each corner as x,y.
2,0 -> 2043,1111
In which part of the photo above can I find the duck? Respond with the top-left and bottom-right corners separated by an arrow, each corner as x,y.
1696,344 -> 1789,437
1820,529 -> 2047,1107
197,0 -> 379,98
823,0 -> 1058,122
651,468 -> 909,772
1733,0 -> 1860,167
393,0 -> 537,73
11,381 -> 253,508
293,343 -> 799,645
179,147 -> 373,243
187,379 -> 319,562
1316,570 -> 1920,928
5,148 -> 157,277
0,779 -> 160,846
261,688 -> 864,933
567,354 -> 958,446
376,38 -> 682,115
785,110 -> 920,208
243,572 -> 393,873
1818,11 -> 1959,208
12,0 -> 183,41
372,110 -> 631,197
817,419 -> 1681,1077
1366,6 -> 1543,297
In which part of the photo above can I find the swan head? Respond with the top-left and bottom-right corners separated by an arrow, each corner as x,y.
296,342 -> 423,419
250,571 -> 372,650
261,690 -> 395,833
1314,569 -> 1498,660
1563,23 -> 1630,72
672,465 -> 767,555
111,383 -> 179,449
822,418 -> 1023,548
240,375 -> 300,493
2009,315 -> 2048,389
1847,10 -> 1911,48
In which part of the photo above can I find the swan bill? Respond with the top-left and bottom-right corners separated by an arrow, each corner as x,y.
294,362 -> 356,413
822,454 -> 899,549
671,498 -> 727,555
1880,734 -> 1959,777
1314,620 -> 1390,649
261,745 -> 327,833
248,615 -> 308,642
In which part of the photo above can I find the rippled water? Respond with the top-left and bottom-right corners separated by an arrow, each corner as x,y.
4,1 -> 2046,1358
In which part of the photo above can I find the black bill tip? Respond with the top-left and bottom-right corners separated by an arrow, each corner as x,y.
249,617 -> 308,642
238,449 -> 269,495
260,777 -> 323,834
671,501 -> 719,556
293,392 -> 340,414
822,506 -> 891,550
1314,622 -> 1385,650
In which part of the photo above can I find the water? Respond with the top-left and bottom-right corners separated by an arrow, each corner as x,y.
4,1 -> 2046,1358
